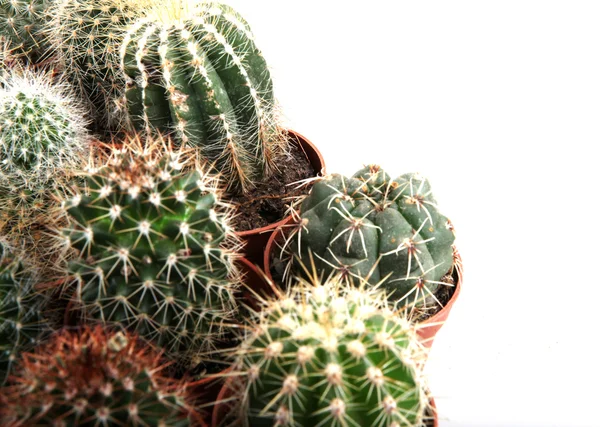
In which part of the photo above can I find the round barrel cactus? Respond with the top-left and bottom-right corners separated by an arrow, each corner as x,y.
231,275 -> 430,426
121,0 -> 284,193
0,0 -> 49,61
0,326 -> 202,425
281,165 -> 456,308
61,133 -> 242,363
49,0 -> 146,128
0,240 -> 47,386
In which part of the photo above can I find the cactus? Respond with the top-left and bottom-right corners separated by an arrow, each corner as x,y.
0,0 -> 50,62
0,240 -> 47,386
121,0 -> 285,193
60,133 -> 242,364
230,275 -> 430,426
0,325 -> 202,425
48,0 -> 149,129
279,165 -> 456,309
0,68 -> 89,270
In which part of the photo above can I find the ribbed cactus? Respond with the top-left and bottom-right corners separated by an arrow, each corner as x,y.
60,133 -> 242,363
0,326 -> 202,425
0,0 -> 49,61
0,68 -> 89,269
49,0 -> 148,128
0,240 -> 47,386
280,165 -> 456,309
230,275 -> 430,426
121,0 -> 284,193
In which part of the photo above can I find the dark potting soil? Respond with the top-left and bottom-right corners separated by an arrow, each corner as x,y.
229,142 -> 316,232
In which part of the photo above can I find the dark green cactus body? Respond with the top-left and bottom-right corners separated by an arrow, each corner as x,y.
289,166 -> 455,308
121,1 -> 280,193
0,241 -> 46,385
62,135 -> 240,362
236,278 -> 428,426
0,0 -> 49,61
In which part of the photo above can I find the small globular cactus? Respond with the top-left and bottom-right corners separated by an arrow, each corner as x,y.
279,165 -> 456,309
0,239 -> 47,386
0,0 -> 50,62
229,275 -> 431,427
0,68 -> 90,269
48,0 -> 148,128
121,0 -> 285,193
0,325 -> 202,425
60,133 -> 242,363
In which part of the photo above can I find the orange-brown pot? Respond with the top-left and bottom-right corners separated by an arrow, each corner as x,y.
236,130 -> 325,264
263,220 -> 463,350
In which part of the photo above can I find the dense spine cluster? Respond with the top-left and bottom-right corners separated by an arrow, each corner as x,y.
0,0 -> 49,61
49,0 -> 148,128
121,0 -> 283,193
61,133 -> 242,363
280,165 -> 456,309
0,326 -> 201,425
231,275 -> 430,426
0,240 -> 47,386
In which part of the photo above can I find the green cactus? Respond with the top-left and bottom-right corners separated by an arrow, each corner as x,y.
279,165 -> 456,309
0,325 -> 202,425
60,133 -> 242,364
48,0 -> 148,129
0,240 -> 47,386
230,275 -> 430,426
0,0 -> 50,62
121,0 -> 285,193
0,68 -> 89,270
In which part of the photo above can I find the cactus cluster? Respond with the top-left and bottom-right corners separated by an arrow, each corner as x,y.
0,240 -> 47,386
279,165 -> 456,309
0,0 -> 49,61
0,68 -> 89,268
61,133 -> 242,363
49,0 -> 149,128
0,325 -> 201,425
230,275 -> 430,426
121,0 -> 284,193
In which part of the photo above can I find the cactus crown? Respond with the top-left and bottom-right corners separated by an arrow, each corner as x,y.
0,239 -> 47,386
232,274 -> 430,426
61,133 -> 242,363
121,0 -> 285,193
0,326 -> 201,425
0,0 -> 49,61
279,165 -> 456,309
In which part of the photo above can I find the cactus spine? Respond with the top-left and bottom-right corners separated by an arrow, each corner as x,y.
60,133 -> 242,363
0,0 -> 49,61
279,166 -> 456,309
121,0 -> 283,193
0,326 -> 201,425
231,275 -> 430,426
0,68 -> 90,269
0,240 -> 47,386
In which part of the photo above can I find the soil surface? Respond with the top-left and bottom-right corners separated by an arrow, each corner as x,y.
229,141 -> 316,232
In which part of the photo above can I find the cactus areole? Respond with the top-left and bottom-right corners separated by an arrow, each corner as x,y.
288,166 -> 456,308
121,1 -> 283,194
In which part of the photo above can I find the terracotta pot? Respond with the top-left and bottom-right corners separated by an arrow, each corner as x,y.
211,378 -> 439,427
263,220 -> 463,350
237,129 -> 325,264
237,257 -> 280,311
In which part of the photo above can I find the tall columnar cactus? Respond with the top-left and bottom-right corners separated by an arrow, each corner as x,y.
0,0 -> 49,61
121,0 -> 284,193
0,68 -> 89,269
0,326 -> 202,425
230,275 -> 430,426
49,0 -> 148,128
0,240 -> 47,386
280,165 -> 456,309
60,133 -> 242,363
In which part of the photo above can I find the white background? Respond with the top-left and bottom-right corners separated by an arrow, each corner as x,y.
226,1 -> 600,426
